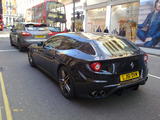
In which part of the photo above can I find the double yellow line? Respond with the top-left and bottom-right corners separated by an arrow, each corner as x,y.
0,72 -> 13,120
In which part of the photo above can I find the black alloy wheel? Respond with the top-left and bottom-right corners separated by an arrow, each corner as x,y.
58,67 -> 75,99
28,51 -> 36,67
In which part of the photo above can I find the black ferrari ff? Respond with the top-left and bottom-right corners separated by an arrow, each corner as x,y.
28,32 -> 148,99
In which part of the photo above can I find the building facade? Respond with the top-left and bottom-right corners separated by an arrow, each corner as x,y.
84,0 -> 140,42
62,0 -> 140,41
2,0 -> 17,26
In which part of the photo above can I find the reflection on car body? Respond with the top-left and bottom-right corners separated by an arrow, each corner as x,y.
28,32 -> 148,99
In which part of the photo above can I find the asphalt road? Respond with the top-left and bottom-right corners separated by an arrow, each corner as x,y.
0,31 -> 160,120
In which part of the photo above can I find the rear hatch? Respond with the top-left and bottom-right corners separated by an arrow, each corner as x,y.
93,35 -> 145,83
23,24 -> 51,41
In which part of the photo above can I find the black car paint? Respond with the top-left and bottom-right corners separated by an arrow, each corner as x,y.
28,33 -> 148,98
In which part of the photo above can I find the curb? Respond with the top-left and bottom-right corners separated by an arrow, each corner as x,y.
140,47 -> 160,57
147,53 -> 160,57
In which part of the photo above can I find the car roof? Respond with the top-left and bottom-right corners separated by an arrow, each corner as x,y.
55,32 -> 123,43
55,32 -> 90,42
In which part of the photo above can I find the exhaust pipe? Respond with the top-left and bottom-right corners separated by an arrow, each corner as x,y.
91,91 -> 98,97
99,90 -> 105,96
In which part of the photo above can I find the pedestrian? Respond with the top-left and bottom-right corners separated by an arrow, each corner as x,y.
104,26 -> 109,33
96,26 -> 102,32
119,27 -> 126,37
112,28 -> 118,35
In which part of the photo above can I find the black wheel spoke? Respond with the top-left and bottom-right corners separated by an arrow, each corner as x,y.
64,75 -> 69,82
59,69 -> 72,95
64,84 -> 70,92
58,67 -> 74,99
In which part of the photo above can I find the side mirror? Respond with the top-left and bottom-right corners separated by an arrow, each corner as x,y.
37,41 -> 44,46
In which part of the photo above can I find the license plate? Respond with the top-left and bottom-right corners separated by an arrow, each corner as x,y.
120,71 -> 140,82
35,35 -> 46,38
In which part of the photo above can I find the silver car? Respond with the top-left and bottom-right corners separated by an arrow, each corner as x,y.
10,22 -> 52,51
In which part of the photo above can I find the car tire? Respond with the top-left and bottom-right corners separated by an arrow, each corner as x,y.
133,85 -> 139,91
10,37 -> 14,46
28,51 -> 36,67
58,66 -> 75,99
18,41 -> 25,52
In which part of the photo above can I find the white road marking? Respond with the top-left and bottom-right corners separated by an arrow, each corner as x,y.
149,74 -> 160,80
0,34 -> 9,37
0,49 -> 17,52
0,107 -> 2,120
149,55 -> 160,58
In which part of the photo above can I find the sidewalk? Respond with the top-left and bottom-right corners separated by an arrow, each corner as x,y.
140,47 -> 160,56
0,31 -> 9,38
0,34 -> 9,38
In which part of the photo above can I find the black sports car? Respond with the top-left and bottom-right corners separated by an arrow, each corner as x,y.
28,32 -> 148,99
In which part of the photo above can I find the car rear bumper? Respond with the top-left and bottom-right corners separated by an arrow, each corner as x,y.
74,77 -> 148,98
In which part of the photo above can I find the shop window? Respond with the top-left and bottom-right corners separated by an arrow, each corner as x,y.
87,8 -> 106,32
111,2 -> 139,42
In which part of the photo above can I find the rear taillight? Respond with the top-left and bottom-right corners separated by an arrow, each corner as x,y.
144,54 -> 148,62
48,32 -> 56,36
21,32 -> 32,36
89,62 -> 102,72
34,24 -> 42,27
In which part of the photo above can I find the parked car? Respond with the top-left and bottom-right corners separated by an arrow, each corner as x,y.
10,22 -> 53,51
28,32 -> 148,99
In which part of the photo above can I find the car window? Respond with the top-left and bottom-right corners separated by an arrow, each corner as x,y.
57,37 -> 81,50
44,36 -> 63,48
49,27 -> 61,32
14,24 -> 18,30
95,36 -> 138,56
78,43 -> 95,55
25,24 -> 49,31
15,24 -> 22,30
26,26 -> 49,31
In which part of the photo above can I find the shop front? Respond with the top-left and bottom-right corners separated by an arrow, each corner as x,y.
110,2 -> 139,42
84,0 -> 140,41
87,7 -> 106,32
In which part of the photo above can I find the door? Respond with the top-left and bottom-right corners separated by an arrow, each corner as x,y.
10,25 -> 18,44
39,36 -> 63,77
32,45 -> 45,68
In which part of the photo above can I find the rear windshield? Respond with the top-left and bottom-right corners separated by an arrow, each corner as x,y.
25,24 -> 49,31
95,36 -> 138,56
49,27 -> 61,32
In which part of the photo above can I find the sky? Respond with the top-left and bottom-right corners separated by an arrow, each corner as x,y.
16,0 -> 44,15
